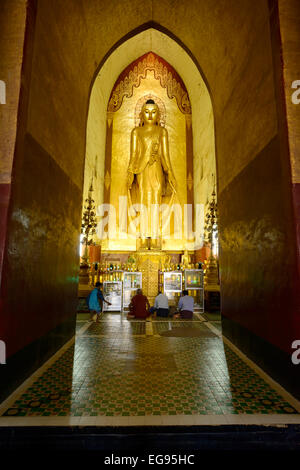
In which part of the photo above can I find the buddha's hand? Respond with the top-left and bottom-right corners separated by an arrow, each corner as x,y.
151,143 -> 159,157
149,143 -> 159,165
127,171 -> 134,189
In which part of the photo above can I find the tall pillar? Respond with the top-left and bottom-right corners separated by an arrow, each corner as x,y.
0,0 -> 81,403
277,0 -> 300,277
221,0 -> 300,400
104,112 -> 113,205
185,114 -> 194,242
0,0 -> 27,281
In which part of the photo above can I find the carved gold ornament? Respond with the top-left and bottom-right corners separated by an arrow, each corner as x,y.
108,52 -> 191,114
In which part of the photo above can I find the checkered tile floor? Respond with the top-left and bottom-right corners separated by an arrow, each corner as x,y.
1,315 -> 298,418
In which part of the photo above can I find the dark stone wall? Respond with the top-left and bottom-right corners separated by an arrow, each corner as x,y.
220,1 -> 300,399
0,316 -> 75,403
0,133 -> 81,400
0,0 -> 81,401
292,183 -> 300,276
0,134 -> 81,358
219,135 -> 299,352
0,184 -> 11,283
220,135 -> 300,397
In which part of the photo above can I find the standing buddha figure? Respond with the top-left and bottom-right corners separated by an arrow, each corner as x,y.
127,99 -> 177,245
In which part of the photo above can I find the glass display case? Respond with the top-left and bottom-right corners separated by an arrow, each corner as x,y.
103,280 -> 123,311
163,271 -> 182,306
123,272 -> 142,309
184,269 -> 204,312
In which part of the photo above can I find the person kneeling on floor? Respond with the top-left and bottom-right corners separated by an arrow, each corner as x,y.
149,290 -> 169,318
173,290 -> 194,320
127,289 -> 150,320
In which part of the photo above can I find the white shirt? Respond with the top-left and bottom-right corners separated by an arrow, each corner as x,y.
154,293 -> 169,309
178,295 -> 194,312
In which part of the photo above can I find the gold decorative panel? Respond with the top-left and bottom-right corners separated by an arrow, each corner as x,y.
136,251 -> 163,304
106,61 -> 189,252
108,52 -> 191,115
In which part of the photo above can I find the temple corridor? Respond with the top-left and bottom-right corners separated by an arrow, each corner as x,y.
1,0 -> 300,454
1,314 -> 299,426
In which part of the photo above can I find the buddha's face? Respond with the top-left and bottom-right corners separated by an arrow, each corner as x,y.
141,103 -> 159,125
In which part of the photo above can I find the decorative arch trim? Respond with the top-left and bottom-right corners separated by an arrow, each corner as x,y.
107,52 -> 191,114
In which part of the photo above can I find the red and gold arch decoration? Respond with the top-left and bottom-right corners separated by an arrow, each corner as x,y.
107,52 -> 191,114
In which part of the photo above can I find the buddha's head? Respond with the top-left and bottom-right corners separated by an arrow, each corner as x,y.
140,99 -> 160,126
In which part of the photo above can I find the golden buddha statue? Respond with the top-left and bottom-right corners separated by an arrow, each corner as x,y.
163,253 -> 172,271
127,99 -> 177,246
181,250 -> 191,268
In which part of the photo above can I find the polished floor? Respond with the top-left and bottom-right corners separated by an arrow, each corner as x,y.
0,313 -> 300,426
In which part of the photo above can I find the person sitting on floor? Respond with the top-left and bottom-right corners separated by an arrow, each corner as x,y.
150,291 -> 169,318
127,288 -> 150,320
174,290 -> 194,320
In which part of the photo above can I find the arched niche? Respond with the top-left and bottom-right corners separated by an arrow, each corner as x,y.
84,28 -> 216,251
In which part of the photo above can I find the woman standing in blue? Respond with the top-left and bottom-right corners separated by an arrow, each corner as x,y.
87,282 -> 111,322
